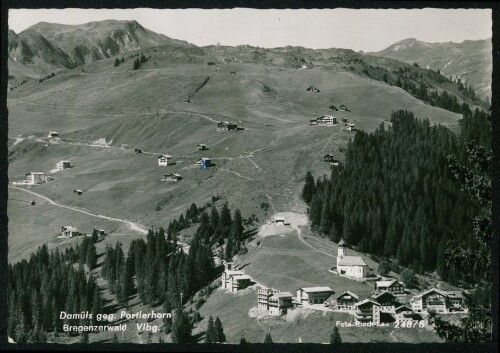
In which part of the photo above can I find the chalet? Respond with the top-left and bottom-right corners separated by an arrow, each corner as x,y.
57,160 -> 71,170
134,148 -> 142,154
372,291 -> 397,311
162,173 -> 182,182
60,226 -> 82,238
375,279 -> 405,294
96,229 -> 106,236
309,119 -> 318,126
306,85 -> 321,92
336,239 -> 368,279
258,288 -> 280,310
333,291 -> 359,310
324,154 -> 335,162
354,299 -> 381,324
296,287 -> 334,305
394,305 -> 414,322
74,189 -> 83,195
339,104 -> 349,111
217,121 -> 238,131
31,201 -> 36,206
345,123 -> 355,131
342,118 -> 348,123
25,172 -> 46,185
197,144 -> 208,151
158,154 -> 173,166
446,291 -> 465,312
48,131 -> 59,138
268,292 -> 294,316
196,157 -> 212,168
274,216 -> 285,225
316,115 -> 337,126
410,288 -> 466,314
329,105 -> 338,111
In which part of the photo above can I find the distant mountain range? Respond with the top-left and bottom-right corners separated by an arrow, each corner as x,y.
8,20 -> 492,102
373,38 -> 492,101
8,20 -> 191,73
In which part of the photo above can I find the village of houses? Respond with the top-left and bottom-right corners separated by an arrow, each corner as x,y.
219,222 -> 468,328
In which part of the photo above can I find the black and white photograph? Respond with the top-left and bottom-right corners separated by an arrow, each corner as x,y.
2,3 -> 496,348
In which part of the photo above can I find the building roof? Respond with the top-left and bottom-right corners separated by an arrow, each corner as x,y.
27,172 -> 46,175
225,270 -> 244,276
338,239 -> 345,246
197,144 -> 206,146
198,157 -> 211,161
412,288 -> 447,300
164,173 -> 181,178
233,275 -> 251,280
63,226 -> 79,232
58,160 -> 70,163
271,292 -> 293,298
300,286 -> 334,293
337,291 -> 359,300
338,255 -> 367,266
376,280 -> 400,288
354,299 -> 380,308
158,154 -> 173,159
274,216 -> 285,221
445,291 -> 463,299
395,305 -> 413,313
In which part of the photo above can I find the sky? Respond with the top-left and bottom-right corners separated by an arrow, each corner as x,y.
8,8 -> 492,52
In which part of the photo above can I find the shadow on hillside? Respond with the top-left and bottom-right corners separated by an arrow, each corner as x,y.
238,263 -> 251,271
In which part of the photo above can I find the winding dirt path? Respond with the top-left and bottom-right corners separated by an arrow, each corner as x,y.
8,186 -> 148,234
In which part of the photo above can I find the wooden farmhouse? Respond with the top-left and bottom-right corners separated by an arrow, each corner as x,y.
333,291 -> 359,311
158,154 -> 173,166
296,287 -> 334,305
57,160 -> 71,170
268,292 -> 294,316
196,157 -> 212,168
162,173 -> 182,182
217,121 -> 238,131
354,299 -> 381,324
375,279 -> 405,294
48,131 -> 59,138
60,226 -> 82,238
410,288 -> 466,314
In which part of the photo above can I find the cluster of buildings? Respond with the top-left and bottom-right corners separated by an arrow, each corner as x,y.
156,152 -> 214,182
220,238 -> 467,324
14,159 -> 71,186
59,226 -> 107,239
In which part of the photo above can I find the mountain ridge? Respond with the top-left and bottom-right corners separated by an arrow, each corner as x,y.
373,37 -> 492,100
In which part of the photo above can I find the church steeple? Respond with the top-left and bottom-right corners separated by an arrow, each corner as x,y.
337,239 -> 345,267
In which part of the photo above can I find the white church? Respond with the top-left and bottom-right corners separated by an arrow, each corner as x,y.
336,239 -> 368,279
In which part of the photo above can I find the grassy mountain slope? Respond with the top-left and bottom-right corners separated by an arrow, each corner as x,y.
7,47 -> 466,262
373,38 -> 492,101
